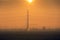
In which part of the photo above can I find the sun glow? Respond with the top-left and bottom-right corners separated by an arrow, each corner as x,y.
27,0 -> 33,3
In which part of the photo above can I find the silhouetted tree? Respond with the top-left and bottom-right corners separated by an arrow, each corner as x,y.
43,26 -> 46,30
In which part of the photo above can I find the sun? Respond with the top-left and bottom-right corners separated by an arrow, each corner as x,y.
27,0 -> 33,3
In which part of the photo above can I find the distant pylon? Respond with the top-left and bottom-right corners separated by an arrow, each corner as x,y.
26,9 -> 29,31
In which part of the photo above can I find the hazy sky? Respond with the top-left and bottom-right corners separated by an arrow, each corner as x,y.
0,0 -> 60,30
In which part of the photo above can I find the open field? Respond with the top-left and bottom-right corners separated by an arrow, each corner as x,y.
0,30 -> 60,40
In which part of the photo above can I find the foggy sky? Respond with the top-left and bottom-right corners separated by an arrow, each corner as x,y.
0,0 -> 60,30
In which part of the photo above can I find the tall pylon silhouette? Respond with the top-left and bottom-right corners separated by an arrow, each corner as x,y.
26,9 -> 29,31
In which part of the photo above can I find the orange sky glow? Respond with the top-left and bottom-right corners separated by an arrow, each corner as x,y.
0,0 -> 60,30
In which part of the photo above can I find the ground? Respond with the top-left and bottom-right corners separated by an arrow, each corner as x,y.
0,30 -> 60,40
